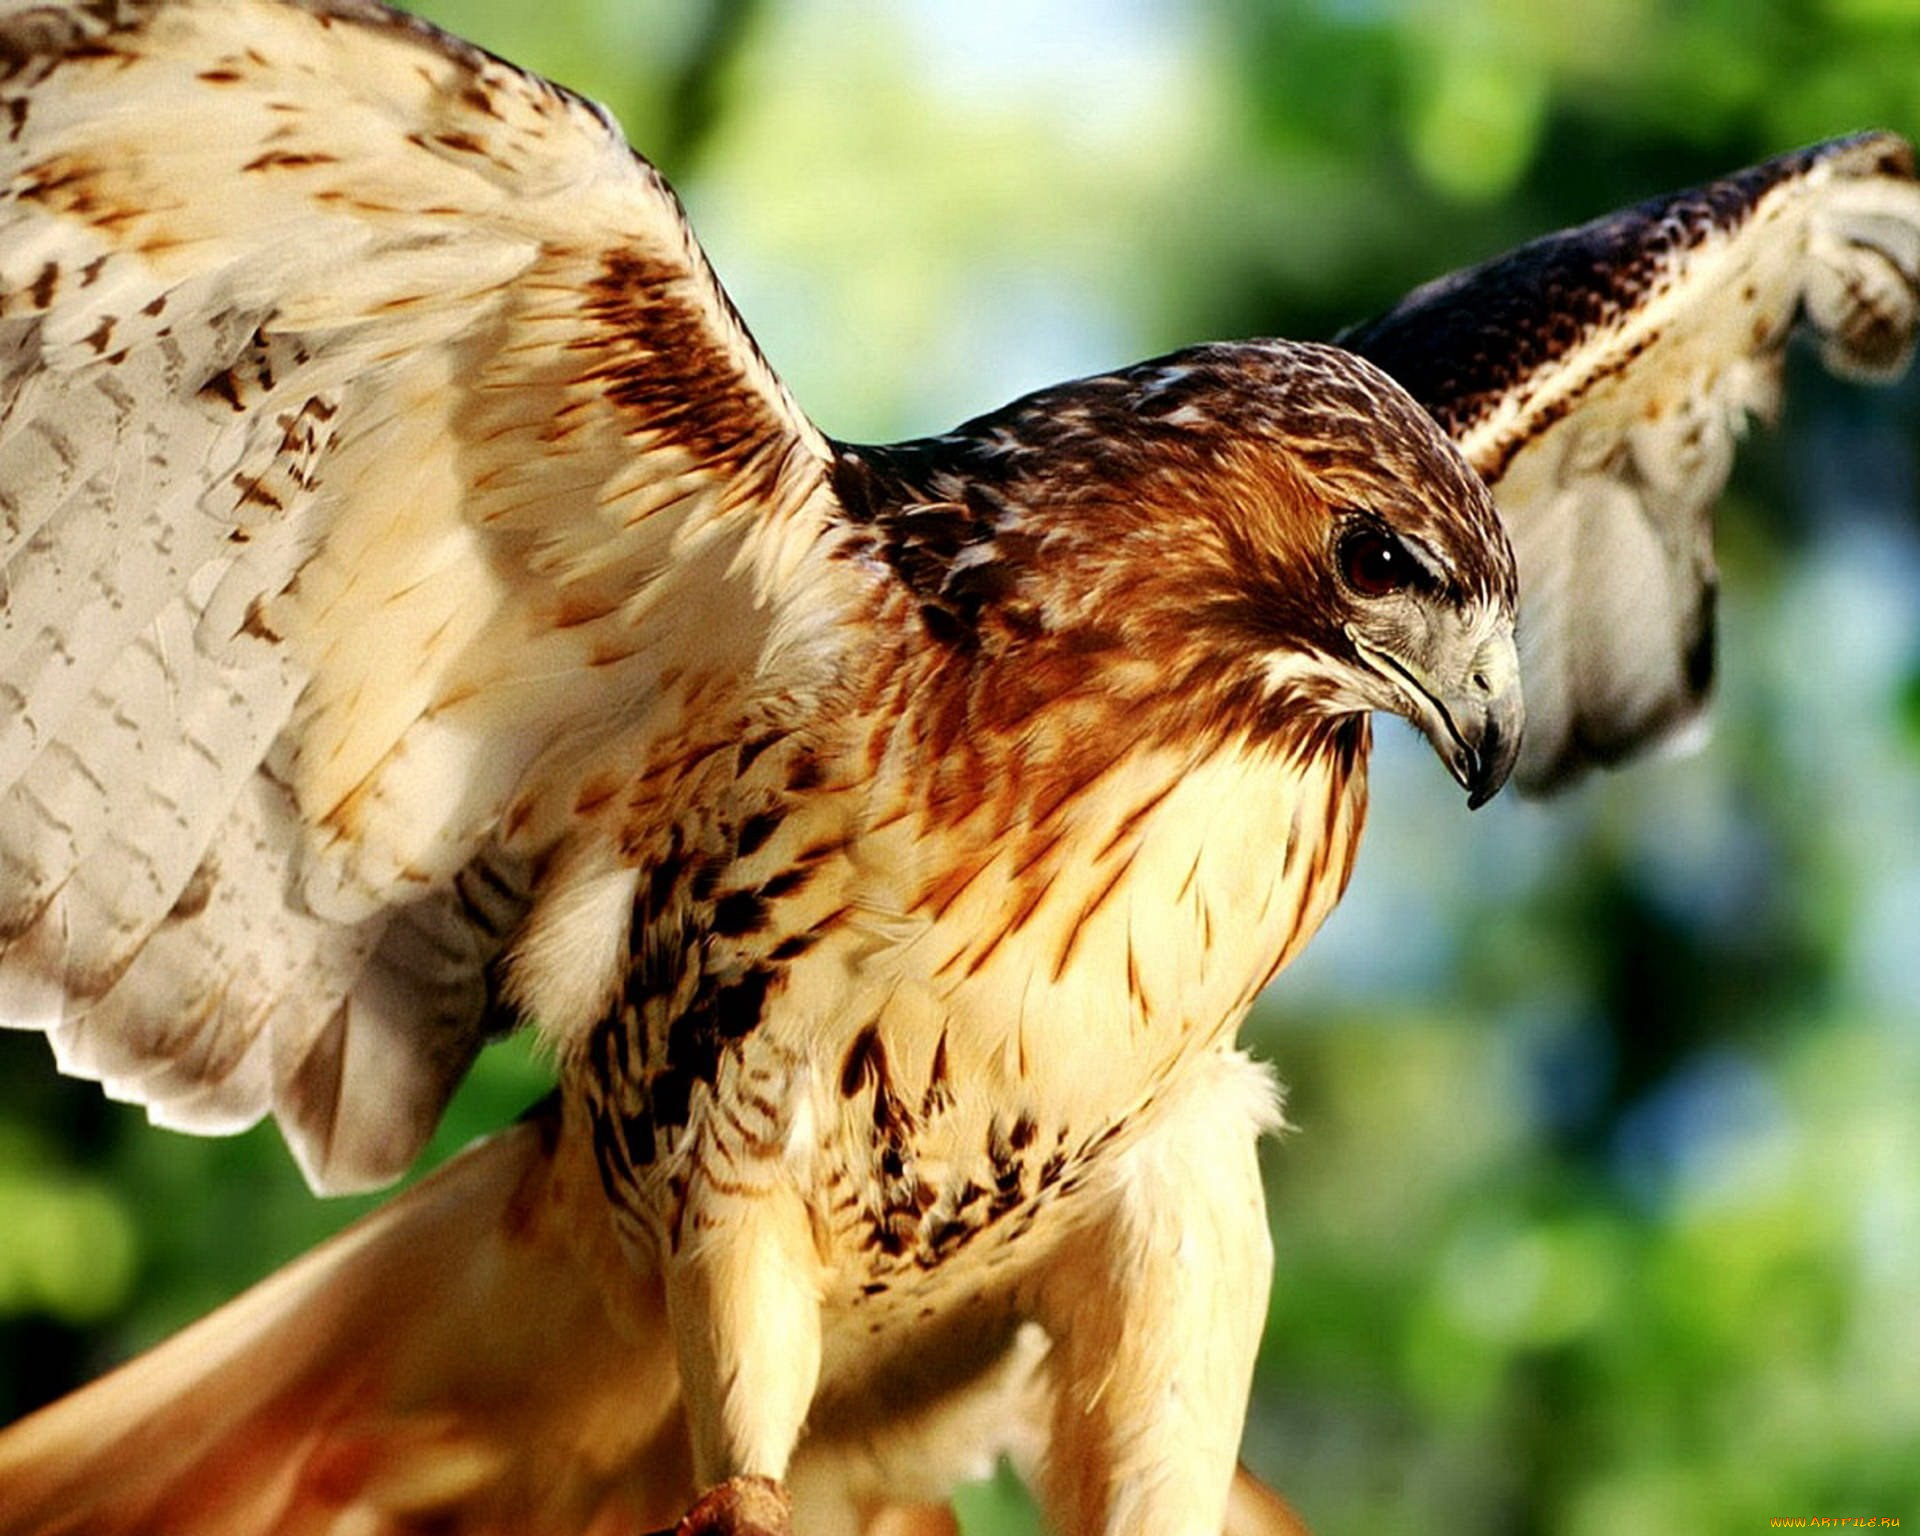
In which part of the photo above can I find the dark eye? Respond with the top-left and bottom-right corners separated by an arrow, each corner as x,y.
1339,526 -> 1414,598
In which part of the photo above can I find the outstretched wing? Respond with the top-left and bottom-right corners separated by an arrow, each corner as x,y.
1344,133 -> 1920,792
0,0 -> 842,1190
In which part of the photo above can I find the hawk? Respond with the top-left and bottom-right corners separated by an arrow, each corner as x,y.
0,3 -> 1915,1534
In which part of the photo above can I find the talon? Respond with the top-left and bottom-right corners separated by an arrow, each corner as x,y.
672,1474 -> 793,1536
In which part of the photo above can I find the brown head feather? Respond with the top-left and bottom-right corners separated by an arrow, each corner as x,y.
831,339 -> 1516,762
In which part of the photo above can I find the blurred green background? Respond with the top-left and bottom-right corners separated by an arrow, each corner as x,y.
3,2 -> 1919,1532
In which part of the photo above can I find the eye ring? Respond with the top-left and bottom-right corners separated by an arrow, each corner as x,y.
1338,525 -> 1414,598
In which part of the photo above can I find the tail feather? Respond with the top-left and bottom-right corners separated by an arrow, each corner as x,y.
0,1107 -> 695,1535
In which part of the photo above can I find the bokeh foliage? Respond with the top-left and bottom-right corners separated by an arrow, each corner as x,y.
2,2 -> 1917,1532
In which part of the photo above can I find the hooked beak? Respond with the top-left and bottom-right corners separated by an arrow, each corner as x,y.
1351,623 -> 1524,809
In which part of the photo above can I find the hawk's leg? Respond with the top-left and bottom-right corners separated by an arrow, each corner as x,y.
1031,1061 -> 1274,1536
663,1170 -> 822,1532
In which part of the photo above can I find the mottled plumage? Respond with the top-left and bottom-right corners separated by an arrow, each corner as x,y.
0,3 -> 1914,1535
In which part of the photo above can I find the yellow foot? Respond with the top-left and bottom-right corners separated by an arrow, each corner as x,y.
672,1474 -> 793,1536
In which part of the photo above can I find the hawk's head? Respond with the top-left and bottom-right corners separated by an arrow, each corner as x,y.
837,339 -> 1524,805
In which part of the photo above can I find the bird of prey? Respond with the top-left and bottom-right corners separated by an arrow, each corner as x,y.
0,3 -> 1915,1533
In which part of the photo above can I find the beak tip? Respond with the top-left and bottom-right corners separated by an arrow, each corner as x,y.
1459,712 -> 1521,810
